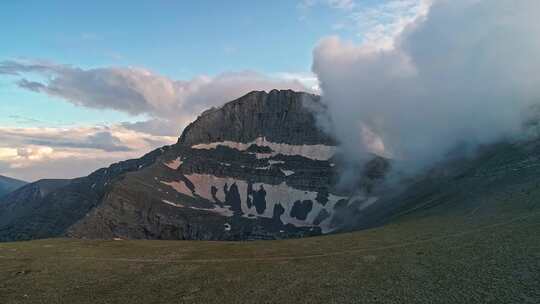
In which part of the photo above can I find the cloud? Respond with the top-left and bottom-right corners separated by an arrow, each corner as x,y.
0,60 -> 313,180
0,155 -> 125,183
273,72 -> 320,93
327,0 -> 355,10
0,125 -> 176,181
299,0 -> 355,10
0,127 -> 139,152
349,0 -> 430,50
313,0 -> 540,179
27,131 -> 132,152
0,61 -> 311,137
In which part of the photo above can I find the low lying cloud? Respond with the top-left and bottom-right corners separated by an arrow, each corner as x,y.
0,125 -> 176,181
313,0 -> 540,178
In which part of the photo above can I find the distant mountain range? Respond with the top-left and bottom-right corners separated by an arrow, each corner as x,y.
0,175 -> 27,197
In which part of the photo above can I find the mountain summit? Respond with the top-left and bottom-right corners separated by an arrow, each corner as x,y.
0,90 -> 386,241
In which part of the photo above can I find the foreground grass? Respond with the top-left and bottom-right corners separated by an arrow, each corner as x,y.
1,206 -> 539,304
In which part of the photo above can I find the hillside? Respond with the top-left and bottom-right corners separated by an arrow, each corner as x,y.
0,183 -> 538,303
0,175 -> 27,197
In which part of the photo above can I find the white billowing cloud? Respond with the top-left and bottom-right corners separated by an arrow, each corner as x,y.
313,0 -> 540,175
273,72 -> 320,93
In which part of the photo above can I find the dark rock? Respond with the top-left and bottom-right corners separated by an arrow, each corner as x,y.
225,183 -> 242,214
290,200 -> 313,221
272,203 -> 285,225
253,185 -> 267,214
315,188 -> 329,206
313,209 -> 330,226
246,144 -> 273,153
178,90 -> 335,146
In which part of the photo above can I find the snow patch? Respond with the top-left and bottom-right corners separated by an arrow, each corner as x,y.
160,181 -> 194,197
280,169 -> 295,176
164,157 -> 183,170
190,205 -> 234,217
162,199 -> 185,208
178,173 -> 348,232
191,137 -> 336,161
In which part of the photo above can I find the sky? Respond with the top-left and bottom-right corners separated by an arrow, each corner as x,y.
3,0 -> 530,182
1,0 -> 423,181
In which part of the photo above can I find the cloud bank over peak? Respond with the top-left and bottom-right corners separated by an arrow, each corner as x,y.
313,0 -> 540,174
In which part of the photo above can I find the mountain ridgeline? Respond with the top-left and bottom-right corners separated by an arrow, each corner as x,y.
0,90 -> 389,242
0,175 -> 27,198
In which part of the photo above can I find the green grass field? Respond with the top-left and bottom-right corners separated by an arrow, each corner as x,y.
1,204 -> 539,304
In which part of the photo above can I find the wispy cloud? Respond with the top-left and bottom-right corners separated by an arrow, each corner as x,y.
297,0 -> 356,20
299,0 -> 355,10
0,125 -> 176,181
349,0 -> 431,49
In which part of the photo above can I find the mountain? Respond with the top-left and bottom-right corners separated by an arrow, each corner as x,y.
0,175 -> 27,197
0,90 -> 388,242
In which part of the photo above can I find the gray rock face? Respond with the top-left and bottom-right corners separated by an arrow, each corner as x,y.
0,90 -> 388,242
179,90 -> 336,146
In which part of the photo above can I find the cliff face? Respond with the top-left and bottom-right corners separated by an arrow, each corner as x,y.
179,89 -> 335,146
0,90 -> 387,242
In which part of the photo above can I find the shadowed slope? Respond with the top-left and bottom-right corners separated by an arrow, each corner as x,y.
0,175 -> 27,197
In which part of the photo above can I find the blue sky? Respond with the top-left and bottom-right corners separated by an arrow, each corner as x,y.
0,1 -> 364,128
0,0 -> 424,180
1,1 -> 353,77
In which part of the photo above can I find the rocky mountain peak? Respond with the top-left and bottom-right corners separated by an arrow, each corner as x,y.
0,89 -> 387,242
178,90 -> 335,147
